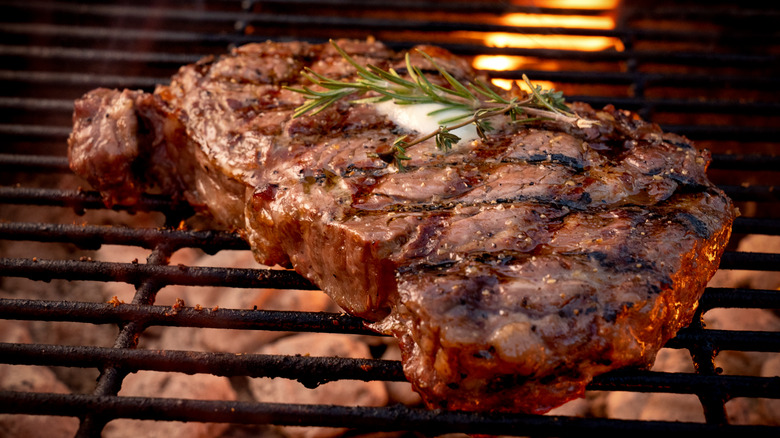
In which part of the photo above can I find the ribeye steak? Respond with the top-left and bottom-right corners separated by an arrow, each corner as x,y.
68,39 -> 735,413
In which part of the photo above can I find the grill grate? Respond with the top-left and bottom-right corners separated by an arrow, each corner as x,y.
1,1 -> 779,437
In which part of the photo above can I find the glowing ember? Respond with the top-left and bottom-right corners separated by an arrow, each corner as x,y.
499,12 -> 615,32
485,31 -> 619,52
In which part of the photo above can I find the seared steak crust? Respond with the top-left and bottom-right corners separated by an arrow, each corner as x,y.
68,40 -> 735,413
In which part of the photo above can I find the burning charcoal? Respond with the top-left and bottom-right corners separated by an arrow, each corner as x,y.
157,249 -> 337,353
249,333 -> 388,438
759,356 -> 780,425
103,371 -> 237,438
605,348 -> 704,422
0,320 -> 79,438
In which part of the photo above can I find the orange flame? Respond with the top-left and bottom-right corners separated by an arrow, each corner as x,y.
540,0 -> 620,8
471,0 -> 623,90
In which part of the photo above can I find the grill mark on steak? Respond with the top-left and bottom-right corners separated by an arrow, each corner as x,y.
669,211 -> 712,238
67,39 -> 735,415
516,153 -> 585,171
399,249 -> 658,279
295,124 -> 709,218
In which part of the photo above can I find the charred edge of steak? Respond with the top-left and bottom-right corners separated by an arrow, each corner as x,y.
383,193 -> 732,413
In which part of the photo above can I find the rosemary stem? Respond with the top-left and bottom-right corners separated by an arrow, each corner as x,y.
522,107 -> 595,128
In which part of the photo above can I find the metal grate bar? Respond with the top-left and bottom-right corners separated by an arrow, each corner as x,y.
0,298 -> 374,334
5,1 -> 249,24
0,187 -> 194,218
588,369 -> 780,399
2,391 -> 778,437
0,125 -> 72,139
0,69 -> 164,89
0,279 -> 777,331
0,257 -> 317,290
667,327 -> 780,353
665,327 -> 780,352
3,293 -> 778,353
0,342 -> 406,386
732,216 -> 780,238
0,22 -> 244,47
699,287 -> 780,311
0,123 -> 73,138
0,97 -> 74,112
719,185 -> 780,203
1,342 -> 778,399
719,251 -> 780,271
0,153 -> 70,172
574,96 -> 780,118
660,125 -> 780,142
0,44 -> 202,65
709,155 -> 780,172
0,222 -> 249,252
75,244 -> 171,436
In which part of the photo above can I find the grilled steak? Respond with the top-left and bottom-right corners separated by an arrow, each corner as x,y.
68,39 -> 735,414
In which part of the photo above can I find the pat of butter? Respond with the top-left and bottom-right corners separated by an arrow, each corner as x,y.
373,101 -> 478,146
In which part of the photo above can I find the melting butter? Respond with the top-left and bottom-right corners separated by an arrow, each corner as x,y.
373,101 -> 478,146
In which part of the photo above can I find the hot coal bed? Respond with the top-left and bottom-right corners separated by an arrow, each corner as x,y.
0,1 -> 779,437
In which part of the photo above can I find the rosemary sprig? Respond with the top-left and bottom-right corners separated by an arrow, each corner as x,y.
285,40 -> 595,171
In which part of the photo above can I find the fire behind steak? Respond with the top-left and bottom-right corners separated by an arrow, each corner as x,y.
67,39 -> 735,414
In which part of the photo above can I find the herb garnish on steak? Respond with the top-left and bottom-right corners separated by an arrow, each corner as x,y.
68,39 -> 735,414
285,40 -> 595,170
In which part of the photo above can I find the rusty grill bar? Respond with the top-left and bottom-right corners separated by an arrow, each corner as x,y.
7,391 -> 778,437
1,0 -> 779,437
